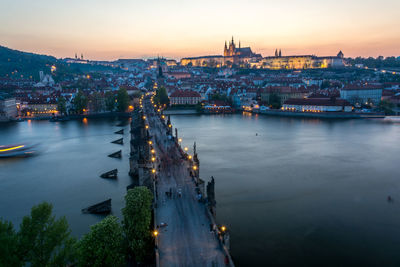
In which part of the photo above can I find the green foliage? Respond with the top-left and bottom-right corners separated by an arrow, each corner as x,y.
0,45 -> 56,80
347,56 -> 400,69
210,93 -> 228,102
17,202 -> 77,267
321,80 -> 331,89
268,93 -> 282,109
154,86 -> 170,106
88,91 -> 104,113
57,96 -> 67,115
379,100 -> 395,115
132,90 -> 142,99
0,219 -> 21,267
77,216 -> 125,267
105,91 -> 116,112
122,187 -> 153,263
117,87 -> 130,112
195,102 -> 203,113
73,90 -> 88,114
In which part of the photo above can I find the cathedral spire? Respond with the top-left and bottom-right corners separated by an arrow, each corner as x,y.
279,49 -> 282,57
231,36 -> 234,45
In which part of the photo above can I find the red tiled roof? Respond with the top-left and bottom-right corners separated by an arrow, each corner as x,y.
169,90 -> 201,98
342,84 -> 382,90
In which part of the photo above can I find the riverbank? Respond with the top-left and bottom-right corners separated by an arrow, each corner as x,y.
255,109 -> 386,119
1,112 -> 132,123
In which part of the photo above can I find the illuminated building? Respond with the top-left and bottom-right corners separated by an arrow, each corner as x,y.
169,90 -> 201,105
340,84 -> 383,106
180,37 -> 345,69
282,98 -> 352,112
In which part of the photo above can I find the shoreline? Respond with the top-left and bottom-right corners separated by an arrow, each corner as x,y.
0,112 -> 132,123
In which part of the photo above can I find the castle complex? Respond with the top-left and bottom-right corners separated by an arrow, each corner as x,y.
180,37 -> 345,69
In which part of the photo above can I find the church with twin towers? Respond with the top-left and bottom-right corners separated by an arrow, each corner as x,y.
181,36 -> 345,69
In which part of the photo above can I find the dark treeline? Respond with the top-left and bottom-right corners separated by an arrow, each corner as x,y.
0,186 -> 154,267
347,56 -> 400,69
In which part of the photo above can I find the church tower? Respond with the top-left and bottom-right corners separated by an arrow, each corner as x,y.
224,41 -> 228,57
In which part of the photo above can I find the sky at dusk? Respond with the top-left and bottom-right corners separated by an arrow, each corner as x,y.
1,0 -> 399,60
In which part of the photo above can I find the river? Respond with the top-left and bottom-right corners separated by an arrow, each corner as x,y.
1,114 -> 400,266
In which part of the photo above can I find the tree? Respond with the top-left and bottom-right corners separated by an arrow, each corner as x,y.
88,91 -> 104,113
154,86 -> 169,106
73,90 -> 88,114
321,80 -> 331,89
122,187 -> 153,263
57,96 -> 67,116
17,202 -> 77,267
116,87 -> 130,112
0,219 -> 20,267
105,91 -> 116,112
268,93 -> 282,109
379,100 -> 395,115
77,216 -> 125,267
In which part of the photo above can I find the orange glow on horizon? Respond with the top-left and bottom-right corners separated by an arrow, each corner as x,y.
1,0 -> 399,59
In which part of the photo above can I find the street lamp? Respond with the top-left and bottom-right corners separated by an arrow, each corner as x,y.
188,155 -> 192,160
143,116 -> 146,120
152,169 -> 156,174
221,226 -> 226,232
193,165 -> 197,170
145,125 -> 149,129
178,138 -> 182,142
153,230 -> 159,237
151,157 -> 156,162
151,149 -> 155,154
148,141 -> 153,145
184,147 -> 188,152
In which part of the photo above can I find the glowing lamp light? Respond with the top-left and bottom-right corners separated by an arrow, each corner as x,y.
153,230 -> 159,237
188,155 -> 192,160
143,116 -> 146,120
151,157 -> 156,162
221,226 -> 226,232
162,115 -> 165,119
152,169 -> 156,174
184,147 -> 188,152
168,124 -> 172,128
148,141 -> 153,145
151,149 -> 155,154
145,125 -> 149,129
178,138 -> 182,142
193,165 -> 197,170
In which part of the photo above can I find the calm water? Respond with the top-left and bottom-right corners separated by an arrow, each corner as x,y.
0,118 -> 132,237
1,115 -> 400,266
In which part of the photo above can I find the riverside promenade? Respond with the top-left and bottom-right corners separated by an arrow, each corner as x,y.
142,95 -> 234,267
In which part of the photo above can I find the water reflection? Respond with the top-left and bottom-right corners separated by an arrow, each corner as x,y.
170,114 -> 400,267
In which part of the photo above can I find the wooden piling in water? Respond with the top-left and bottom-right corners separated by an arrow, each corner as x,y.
100,169 -> 118,179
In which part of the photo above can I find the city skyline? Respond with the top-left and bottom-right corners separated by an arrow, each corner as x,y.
1,0 -> 400,60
